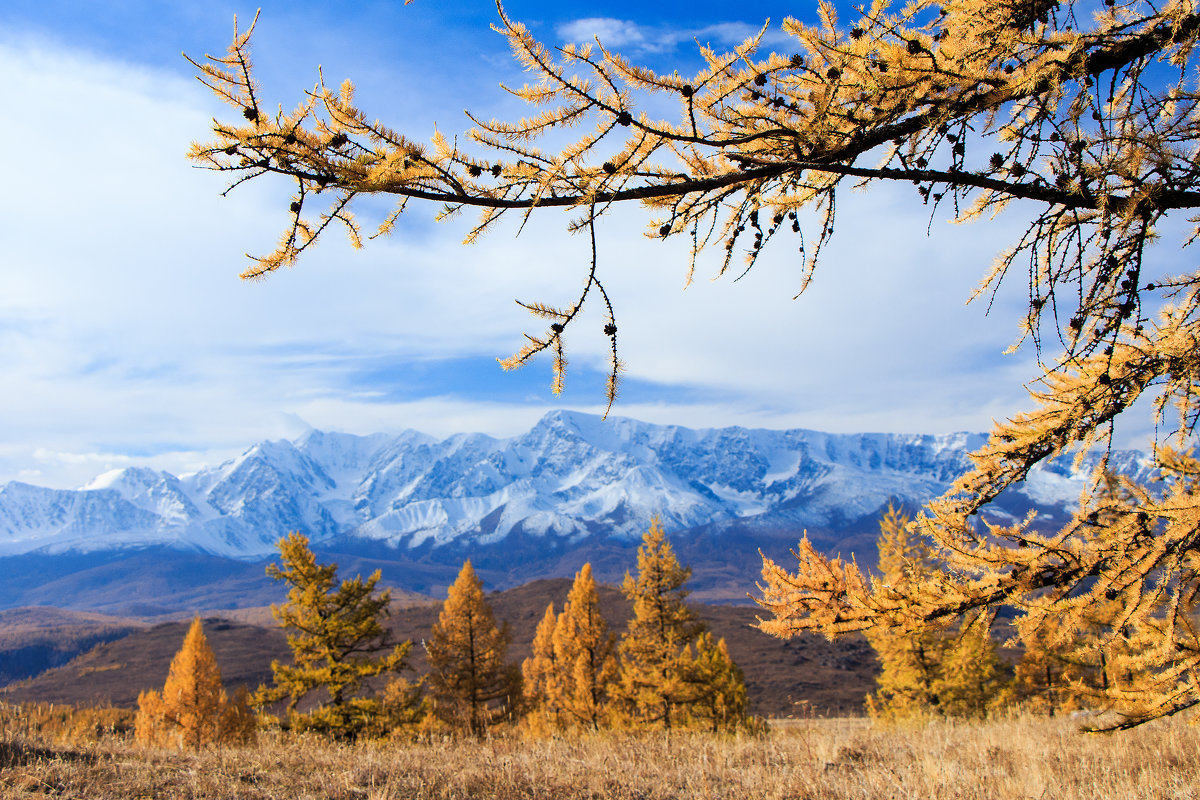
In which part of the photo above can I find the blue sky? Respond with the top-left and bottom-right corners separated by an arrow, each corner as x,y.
0,1 -> 1137,487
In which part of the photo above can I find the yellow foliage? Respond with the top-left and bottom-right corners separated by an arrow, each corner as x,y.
688,632 -> 756,734
520,602 -> 564,733
616,519 -> 703,730
135,617 -> 256,749
427,560 -> 521,737
553,563 -> 618,731
521,564 -> 619,736
614,519 -> 755,732
865,507 -> 1009,721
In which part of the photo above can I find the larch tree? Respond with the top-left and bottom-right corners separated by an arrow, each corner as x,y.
552,563 -> 619,731
426,560 -> 521,736
522,564 -> 618,735
136,617 -> 256,749
190,1 -> 1200,728
864,505 -> 949,720
521,602 -> 565,734
1011,471 -> 1139,714
617,519 -> 705,729
254,532 -> 418,740
868,505 -> 1011,720
688,632 -> 754,733
932,611 -> 1012,718
1012,616 -> 1079,716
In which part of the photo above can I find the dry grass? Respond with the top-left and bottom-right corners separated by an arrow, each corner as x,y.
1,714 -> 1197,799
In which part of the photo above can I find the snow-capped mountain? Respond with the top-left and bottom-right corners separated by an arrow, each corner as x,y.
0,410 -> 1149,559
0,411 -> 1153,611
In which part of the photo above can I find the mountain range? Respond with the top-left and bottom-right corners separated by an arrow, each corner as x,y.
0,410 -> 1151,612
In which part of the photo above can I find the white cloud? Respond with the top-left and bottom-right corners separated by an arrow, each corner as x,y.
557,18 -> 649,49
555,17 -> 789,54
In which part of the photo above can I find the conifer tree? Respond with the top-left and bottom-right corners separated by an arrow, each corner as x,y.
521,602 -> 564,734
254,532 -> 417,740
864,506 -> 947,720
218,686 -> 259,745
688,632 -> 752,734
370,676 -> 430,739
194,2 -> 1200,727
135,617 -> 255,749
617,519 -> 704,730
933,611 -> 1011,719
1012,473 -> 1134,716
427,560 -> 521,736
1012,620 -> 1079,716
552,563 -> 618,731
1051,474 -> 1156,714
866,506 -> 1010,720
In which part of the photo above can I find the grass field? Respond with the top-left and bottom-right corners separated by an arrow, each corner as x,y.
2,713 -> 1196,799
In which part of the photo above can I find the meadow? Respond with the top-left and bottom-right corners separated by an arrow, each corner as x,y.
1,710 -> 1195,800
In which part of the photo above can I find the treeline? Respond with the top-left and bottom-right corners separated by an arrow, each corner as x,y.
134,520 -> 760,748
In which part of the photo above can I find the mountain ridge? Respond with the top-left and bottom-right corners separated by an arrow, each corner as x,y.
0,410 -> 1153,611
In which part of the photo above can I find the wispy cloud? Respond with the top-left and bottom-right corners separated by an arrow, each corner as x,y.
555,17 -> 789,54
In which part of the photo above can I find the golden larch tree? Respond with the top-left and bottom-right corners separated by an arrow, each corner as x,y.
1012,618 -> 1081,716
616,519 -> 704,730
933,611 -> 1011,718
1010,475 -> 1140,716
688,632 -> 753,733
427,560 -> 521,736
192,1 -> 1200,728
253,532 -> 416,740
552,563 -> 618,731
866,506 -> 1010,720
136,617 -> 255,749
521,602 -> 564,734
864,505 -> 949,720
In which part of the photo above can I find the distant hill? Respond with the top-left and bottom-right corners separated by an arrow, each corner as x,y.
0,579 -> 876,718
0,607 -> 146,685
0,616 -> 288,708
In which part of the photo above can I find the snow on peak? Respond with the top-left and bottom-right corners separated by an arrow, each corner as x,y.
81,469 -> 129,492
0,412 -> 1151,560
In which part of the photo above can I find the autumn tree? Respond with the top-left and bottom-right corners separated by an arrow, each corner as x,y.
616,519 -> 705,729
523,565 -> 621,736
521,602 -> 565,734
1012,617 -> 1081,716
934,611 -> 1012,718
427,560 -> 521,736
688,632 -> 754,733
553,563 -> 619,731
136,617 -> 256,749
1011,473 -> 1138,715
864,505 -> 949,720
192,2 -> 1200,727
866,506 -> 1011,720
523,564 -> 620,735
254,532 -> 419,740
